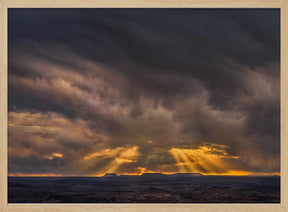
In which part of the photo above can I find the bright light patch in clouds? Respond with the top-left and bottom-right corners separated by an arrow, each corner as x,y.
83,146 -> 140,176
169,145 -> 240,174
43,153 -> 63,160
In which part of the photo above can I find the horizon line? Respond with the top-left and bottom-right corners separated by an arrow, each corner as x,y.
8,172 -> 281,177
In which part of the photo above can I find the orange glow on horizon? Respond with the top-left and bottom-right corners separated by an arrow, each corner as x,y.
202,171 -> 280,176
8,173 -> 62,177
203,170 -> 251,176
8,171 -> 280,177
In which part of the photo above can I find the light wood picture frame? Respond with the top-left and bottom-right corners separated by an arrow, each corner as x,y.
0,0 -> 287,211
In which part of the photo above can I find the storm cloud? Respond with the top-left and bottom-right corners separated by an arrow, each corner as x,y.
8,9 -> 280,176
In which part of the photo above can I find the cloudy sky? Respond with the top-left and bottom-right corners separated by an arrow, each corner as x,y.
8,9 -> 280,176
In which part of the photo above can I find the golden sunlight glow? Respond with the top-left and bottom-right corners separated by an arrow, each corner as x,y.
203,170 -> 280,176
169,144 -> 240,174
204,170 -> 252,176
84,146 -> 139,176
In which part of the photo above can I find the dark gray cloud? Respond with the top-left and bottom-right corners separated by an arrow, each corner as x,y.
8,9 -> 280,176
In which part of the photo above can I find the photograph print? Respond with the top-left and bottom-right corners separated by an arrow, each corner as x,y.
8,8 -> 280,203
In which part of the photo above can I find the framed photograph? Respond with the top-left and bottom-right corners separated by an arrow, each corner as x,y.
0,0 -> 287,211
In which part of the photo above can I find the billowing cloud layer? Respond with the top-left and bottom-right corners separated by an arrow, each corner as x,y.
8,9 -> 280,176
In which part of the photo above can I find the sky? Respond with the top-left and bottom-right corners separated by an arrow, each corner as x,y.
8,9 -> 280,176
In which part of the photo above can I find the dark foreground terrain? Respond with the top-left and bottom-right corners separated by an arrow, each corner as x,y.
8,176 -> 280,203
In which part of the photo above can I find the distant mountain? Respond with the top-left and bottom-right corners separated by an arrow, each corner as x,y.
102,172 -> 202,177
103,173 -> 118,177
141,173 -> 166,177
